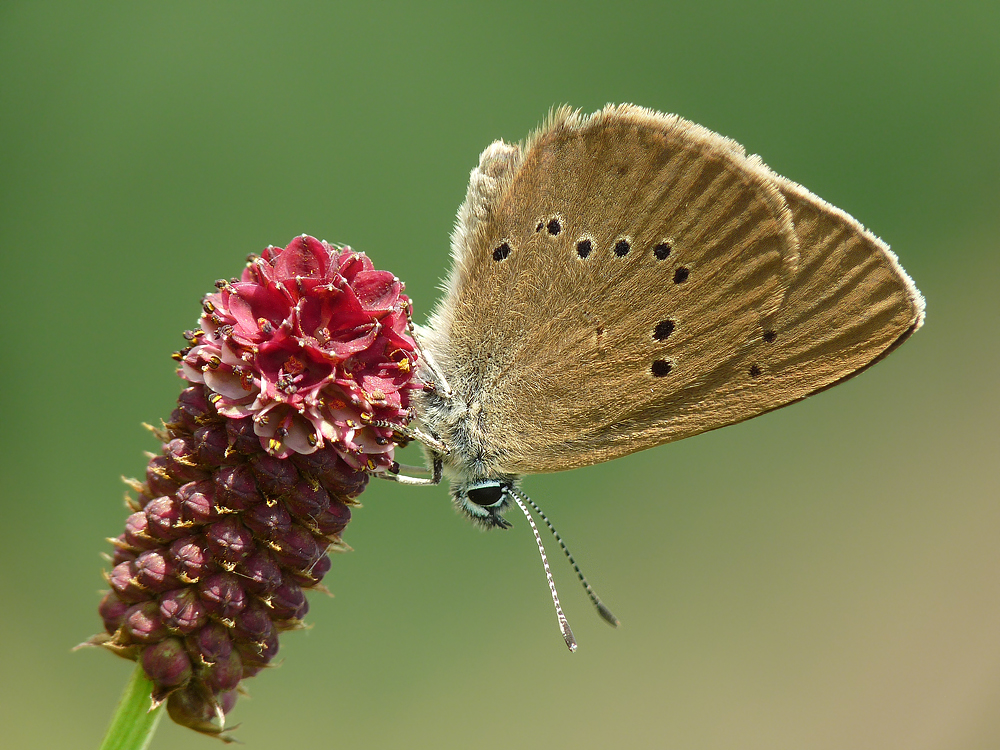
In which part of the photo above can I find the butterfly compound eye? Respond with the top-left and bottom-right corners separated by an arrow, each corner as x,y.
466,483 -> 505,507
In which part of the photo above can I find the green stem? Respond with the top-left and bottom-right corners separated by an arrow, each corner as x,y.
99,664 -> 164,750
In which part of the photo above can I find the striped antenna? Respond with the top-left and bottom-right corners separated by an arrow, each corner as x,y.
511,486 -> 620,628
508,490 -> 577,651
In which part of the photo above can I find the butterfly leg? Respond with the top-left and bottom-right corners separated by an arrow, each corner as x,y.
367,416 -> 447,485
380,453 -> 444,486
367,418 -> 451,456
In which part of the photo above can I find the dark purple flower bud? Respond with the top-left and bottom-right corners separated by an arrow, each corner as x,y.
98,590 -> 129,634
142,637 -> 192,687
146,455 -> 182,498
169,536 -> 212,583
269,580 -> 308,621
272,524 -> 326,572
342,473 -> 369,498
191,621 -> 233,663
163,437 -> 209,482
160,588 -> 208,634
290,553 -> 330,585
193,423 -> 231,466
242,499 -> 291,538
312,501 -> 352,536
123,512 -> 160,551
284,480 -> 331,521
241,662 -> 265,679
110,537 -> 138,566
144,496 -> 185,541
168,408 -> 187,432
176,481 -> 218,524
250,453 -> 299,496
124,601 -> 169,643
108,561 -> 146,603
237,627 -> 279,668
291,446 -> 338,478
133,550 -> 180,593
166,684 -> 236,735
133,492 -> 155,510
235,600 -> 275,642
225,416 -> 259,454
236,550 -> 283,594
203,649 -> 243,692
213,464 -> 261,510
198,572 -> 246,619
205,517 -> 254,565
293,446 -> 367,496
217,688 -> 238,716
174,385 -> 211,429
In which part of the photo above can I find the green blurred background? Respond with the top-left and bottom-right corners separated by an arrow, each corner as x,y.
2,2 -> 998,748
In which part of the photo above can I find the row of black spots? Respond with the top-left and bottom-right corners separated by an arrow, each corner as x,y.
569,235 -> 685,269
527,216 -> 686,281
535,216 -> 563,236
646,238 -> 688,284
494,238 -> 686,290
650,315 -> 678,376
577,236 -> 632,258
530,214 -> 676,263
655,240 -> 690,288
745,330 -> 777,377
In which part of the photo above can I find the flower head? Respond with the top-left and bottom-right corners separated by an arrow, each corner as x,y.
88,236 -> 422,737
179,235 -> 419,468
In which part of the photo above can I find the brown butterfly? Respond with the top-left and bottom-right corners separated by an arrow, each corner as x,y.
383,104 -> 925,649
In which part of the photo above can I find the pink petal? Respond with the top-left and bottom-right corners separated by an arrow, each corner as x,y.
351,270 -> 400,315
204,368 -> 256,400
273,236 -> 331,281
226,283 -> 292,342
283,416 -> 319,454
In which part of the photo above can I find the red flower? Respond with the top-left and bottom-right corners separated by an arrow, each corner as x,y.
179,236 -> 420,465
88,236 -> 423,737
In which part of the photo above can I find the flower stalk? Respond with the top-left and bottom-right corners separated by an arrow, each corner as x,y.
99,664 -> 163,750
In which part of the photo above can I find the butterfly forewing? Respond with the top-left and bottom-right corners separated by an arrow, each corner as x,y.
423,105 -> 923,477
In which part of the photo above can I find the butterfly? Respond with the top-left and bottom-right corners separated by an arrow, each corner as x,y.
381,104 -> 925,649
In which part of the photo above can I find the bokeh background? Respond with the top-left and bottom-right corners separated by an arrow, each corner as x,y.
2,2 -> 998,748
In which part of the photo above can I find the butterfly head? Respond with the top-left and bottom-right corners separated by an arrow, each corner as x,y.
453,478 -> 517,529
